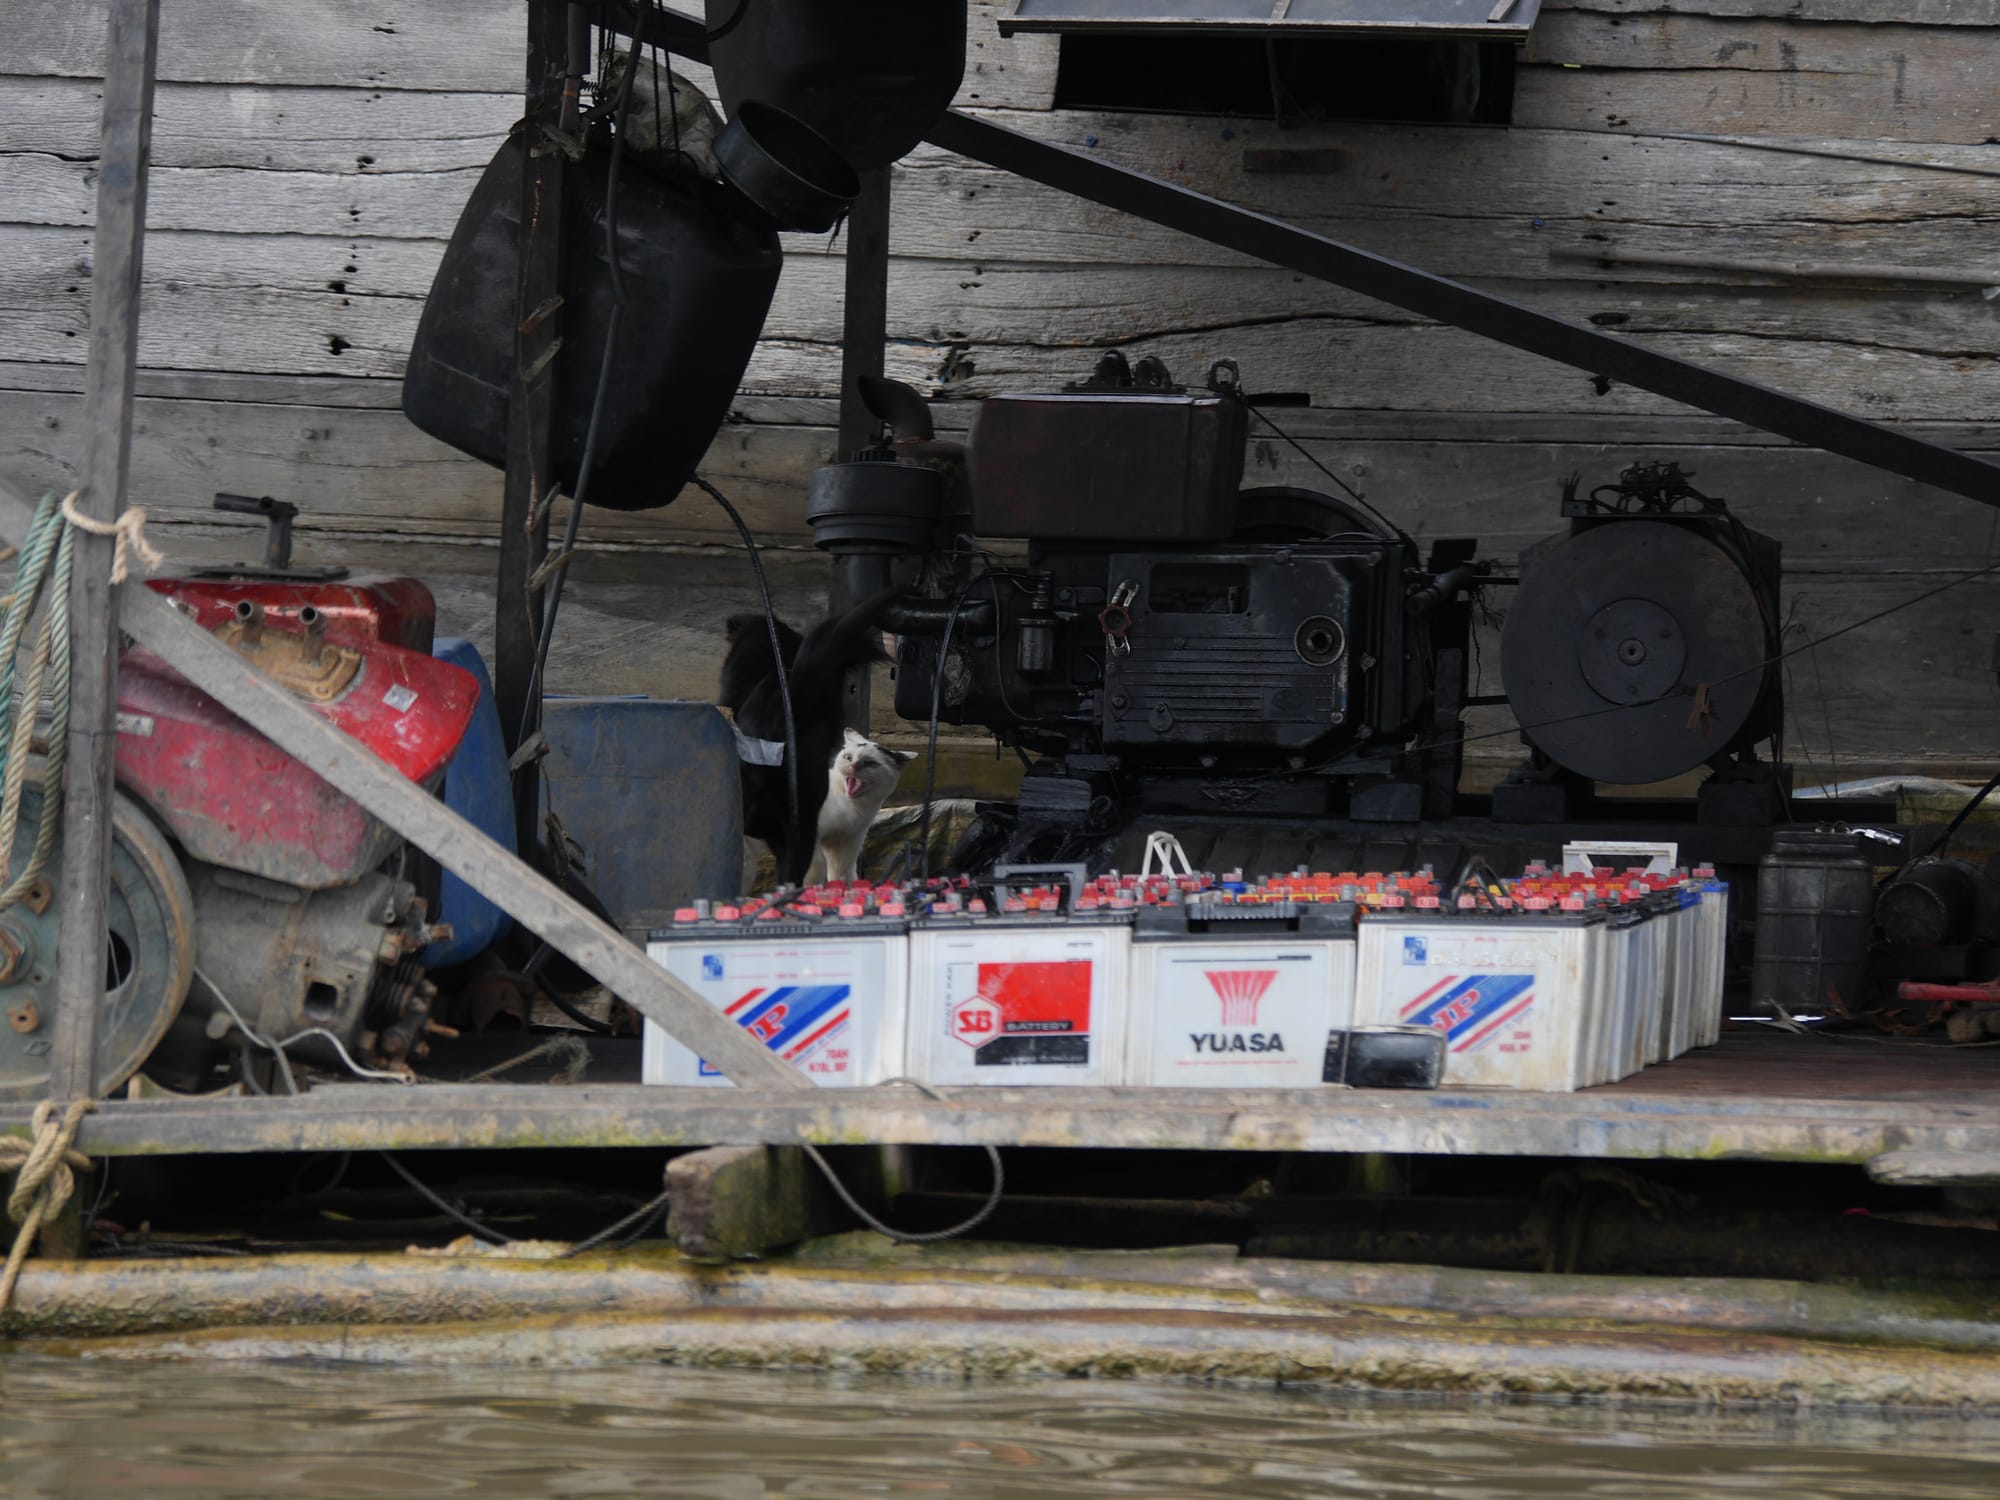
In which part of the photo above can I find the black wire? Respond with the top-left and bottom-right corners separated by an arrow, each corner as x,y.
919,574 -> 1006,882
516,0 -> 651,753
1231,392 -> 1412,547
542,985 -> 619,1036
377,1152 -> 514,1246
691,476 -> 800,853
559,1186 -> 671,1258
1935,770 -> 2000,857
700,0 -> 755,43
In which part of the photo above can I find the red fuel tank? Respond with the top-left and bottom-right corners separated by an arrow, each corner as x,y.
146,575 -> 438,652
115,625 -> 477,889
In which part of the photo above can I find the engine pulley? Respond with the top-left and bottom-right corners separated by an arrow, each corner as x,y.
0,759 -> 194,1101
1500,519 -> 1773,785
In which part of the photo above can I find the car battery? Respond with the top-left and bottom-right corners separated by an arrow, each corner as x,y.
906,884 -> 1132,1086
643,901 -> 909,1087
1356,895 -> 1604,1092
1126,898 -> 1355,1088
1690,865 -> 1730,1048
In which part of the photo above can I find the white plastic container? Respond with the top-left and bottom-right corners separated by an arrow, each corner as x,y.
643,912 -> 909,1087
1126,900 -> 1355,1087
1354,902 -> 1603,1092
907,912 -> 1130,1086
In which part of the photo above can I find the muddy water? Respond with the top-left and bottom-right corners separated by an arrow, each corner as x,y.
4,1356 -> 2000,1499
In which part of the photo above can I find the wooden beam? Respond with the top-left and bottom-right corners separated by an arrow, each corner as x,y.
4,1060 -> 2000,1164
495,0 -> 569,831
0,479 -> 808,1092
50,0 -> 161,1102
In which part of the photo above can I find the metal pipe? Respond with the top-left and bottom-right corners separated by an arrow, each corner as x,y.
920,110 -> 2000,513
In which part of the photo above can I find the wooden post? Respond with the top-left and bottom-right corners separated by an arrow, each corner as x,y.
496,0 -> 571,842
48,0 -> 161,1103
833,166 -> 892,731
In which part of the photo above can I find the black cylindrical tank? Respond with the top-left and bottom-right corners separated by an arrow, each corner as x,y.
704,0 -> 967,168
1751,828 -> 1876,1018
402,136 -> 784,511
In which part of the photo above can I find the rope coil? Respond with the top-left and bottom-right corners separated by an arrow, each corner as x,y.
0,1099 -> 95,1316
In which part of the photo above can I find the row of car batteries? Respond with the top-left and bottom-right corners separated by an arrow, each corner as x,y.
641,863 -> 1727,1093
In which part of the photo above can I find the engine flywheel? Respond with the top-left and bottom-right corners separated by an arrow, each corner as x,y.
0,758 -> 194,1101
1500,520 -> 1769,786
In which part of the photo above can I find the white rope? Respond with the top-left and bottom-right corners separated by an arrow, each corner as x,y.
59,490 -> 163,585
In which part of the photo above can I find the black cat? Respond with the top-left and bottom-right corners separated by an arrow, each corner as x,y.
722,592 -> 895,884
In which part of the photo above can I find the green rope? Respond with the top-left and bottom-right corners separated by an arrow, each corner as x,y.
0,494 -> 75,911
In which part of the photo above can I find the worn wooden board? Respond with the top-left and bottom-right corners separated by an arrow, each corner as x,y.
19,110 -> 2000,279
10,1031 -> 2000,1161
7,0 -> 1044,105
1546,0 -> 2000,22
9,0 -> 529,91
1519,15 -> 2000,142
0,77 -> 518,173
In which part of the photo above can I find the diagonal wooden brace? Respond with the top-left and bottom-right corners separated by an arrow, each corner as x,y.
0,480 -> 807,1093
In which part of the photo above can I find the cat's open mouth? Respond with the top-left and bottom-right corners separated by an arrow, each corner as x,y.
844,773 -> 865,798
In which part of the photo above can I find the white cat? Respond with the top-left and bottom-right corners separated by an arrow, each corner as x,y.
811,729 -> 915,884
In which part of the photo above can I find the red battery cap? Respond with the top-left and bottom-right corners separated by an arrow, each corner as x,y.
715,905 -> 741,921
880,901 -> 906,917
838,902 -> 864,918
1457,895 -> 1479,910
673,907 -> 700,923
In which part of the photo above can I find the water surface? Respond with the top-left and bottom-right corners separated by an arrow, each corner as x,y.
3,1356 -> 1999,1499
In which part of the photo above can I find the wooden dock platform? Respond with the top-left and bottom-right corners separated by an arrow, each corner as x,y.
9,1030 -> 1995,1178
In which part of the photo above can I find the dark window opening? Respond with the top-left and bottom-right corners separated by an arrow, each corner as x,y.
1054,34 -> 1516,125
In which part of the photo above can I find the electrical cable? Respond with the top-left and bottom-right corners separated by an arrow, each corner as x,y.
376,1151 -> 515,1246
515,0 -> 653,753
1934,769 -> 2000,858
1230,392 -> 1412,547
800,1079 -> 1005,1245
558,1185 -> 672,1257
691,475 -> 800,861
918,574 -> 1006,882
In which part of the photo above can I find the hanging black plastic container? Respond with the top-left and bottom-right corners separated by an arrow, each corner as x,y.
402,108 -> 851,511
704,0 -> 967,169
1751,828 -> 1876,1019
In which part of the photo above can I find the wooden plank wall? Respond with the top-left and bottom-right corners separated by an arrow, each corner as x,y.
3,0 -> 1997,780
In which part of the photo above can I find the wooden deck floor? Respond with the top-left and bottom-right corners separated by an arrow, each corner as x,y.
4,1028 -> 1996,1175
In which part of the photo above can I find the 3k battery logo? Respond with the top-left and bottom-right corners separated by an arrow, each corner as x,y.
696,985 -> 852,1077
1400,973 -> 1534,1053
1203,969 -> 1277,1027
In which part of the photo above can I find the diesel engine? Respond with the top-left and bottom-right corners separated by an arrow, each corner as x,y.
808,355 -> 1483,836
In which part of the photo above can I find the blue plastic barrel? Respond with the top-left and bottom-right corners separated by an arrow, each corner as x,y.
540,698 -> 745,935
423,639 -> 515,966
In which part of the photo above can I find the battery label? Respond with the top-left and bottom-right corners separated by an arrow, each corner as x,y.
695,984 -> 854,1078
947,960 -> 1093,1067
1400,973 -> 1535,1053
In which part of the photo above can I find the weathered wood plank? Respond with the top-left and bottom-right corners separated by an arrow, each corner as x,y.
7,363 -> 1996,452
1547,0 -> 2000,22
8,0 -> 527,91
8,228 -> 1996,419
0,385 -> 831,544
14,1043 -> 2000,1161
7,379 -> 1997,567
962,0 -> 1061,111
20,118 -> 1999,280
1519,15 -> 2000,143
0,77 -> 517,173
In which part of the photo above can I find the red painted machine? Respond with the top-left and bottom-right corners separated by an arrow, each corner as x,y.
0,496 -> 479,1098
